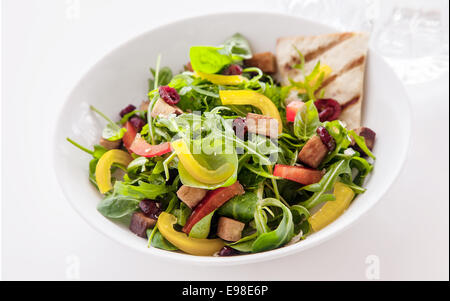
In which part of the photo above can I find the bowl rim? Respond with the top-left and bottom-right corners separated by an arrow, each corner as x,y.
53,10 -> 412,266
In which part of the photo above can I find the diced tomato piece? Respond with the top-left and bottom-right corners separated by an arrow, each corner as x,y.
129,137 -> 172,158
286,101 -> 305,122
182,181 -> 244,234
273,164 -> 324,185
122,121 -> 137,153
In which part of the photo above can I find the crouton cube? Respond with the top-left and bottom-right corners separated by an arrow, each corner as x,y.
217,217 -> 245,242
244,52 -> 277,73
150,98 -> 183,118
176,185 -> 207,209
246,113 -> 279,138
298,135 -> 328,168
140,100 -> 149,112
129,212 -> 157,238
99,137 -> 121,150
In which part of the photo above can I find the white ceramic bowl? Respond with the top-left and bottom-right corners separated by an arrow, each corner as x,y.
54,12 -> 411,265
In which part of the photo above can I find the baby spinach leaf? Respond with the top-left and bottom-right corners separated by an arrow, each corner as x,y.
189,210 -> 216,239
293,100 -> 320,141
149,66 -> 173,89
218,192 -> 258,223
223,33 -> 252,60
173,202 -> 192,227
97,194 -> 140,219
251,198 -> 294,253
189,46 -> 234,74
147,229 -> 178,251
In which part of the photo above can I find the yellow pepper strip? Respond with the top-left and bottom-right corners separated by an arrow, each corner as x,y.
171,139 -> 234,184
95,149 -> 133,194
308,182 -> 355,232
157,212 -> 225,256
293,64 -> 332,94
219,90 -> 283,134
194,71 -> 247,86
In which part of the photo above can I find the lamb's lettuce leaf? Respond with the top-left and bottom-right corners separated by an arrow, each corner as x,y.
218,192 -> 258,223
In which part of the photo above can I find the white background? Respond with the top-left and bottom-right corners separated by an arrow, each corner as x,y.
1,0 -> 449,280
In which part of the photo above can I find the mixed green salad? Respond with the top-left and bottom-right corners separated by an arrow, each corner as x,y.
67,33 -> 376,256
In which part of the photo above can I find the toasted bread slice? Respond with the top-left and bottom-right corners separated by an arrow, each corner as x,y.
276,32 -> 369,129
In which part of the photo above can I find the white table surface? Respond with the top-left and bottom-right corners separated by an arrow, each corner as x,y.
1,0 -> 449,281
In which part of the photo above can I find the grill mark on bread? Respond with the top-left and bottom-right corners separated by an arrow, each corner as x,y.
318,55 -> 366,90
304,32 -> 354,62
341,55 -> 366,73
341,95 -> 360,110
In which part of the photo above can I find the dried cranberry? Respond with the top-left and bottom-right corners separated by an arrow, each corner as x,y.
218,246 -> 241,256
314,99 -> 341,122
129,116 -> 146,132
159,86 -> 180,105
232,118 -> 247,140
222,64 -> 243,75
139,199 -> 162,220
316,126 -> 336,151
119,104 -> 136,118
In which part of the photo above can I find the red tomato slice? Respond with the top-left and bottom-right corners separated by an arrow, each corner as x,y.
129,136 -> 172,157
182,181 -> 244,234
273,164 -> 324,185
122,121 -> 137,153
286,101 -> 305,122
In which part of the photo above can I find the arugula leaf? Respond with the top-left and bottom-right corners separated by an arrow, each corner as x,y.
277,179 -> 304,205
292,46 -> 305,71
93,144 -> 108,158
97,194 -> 140,218
321,120 -> 352,166
300,159 -> 351,209
189,210 -> 216,239
127,157 -> 149,174
293,100 -> 320,141
251,198 -> 294,252
237,167 -> 265,189
290,47 -> 327,101
90,105 -> 126,141
350,156 -> 374,187
218,192 -> 258,223
65,139 -> 107,189
348,130 -> 376,159
113,180 -> 168,200
103,123 -> 127,141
